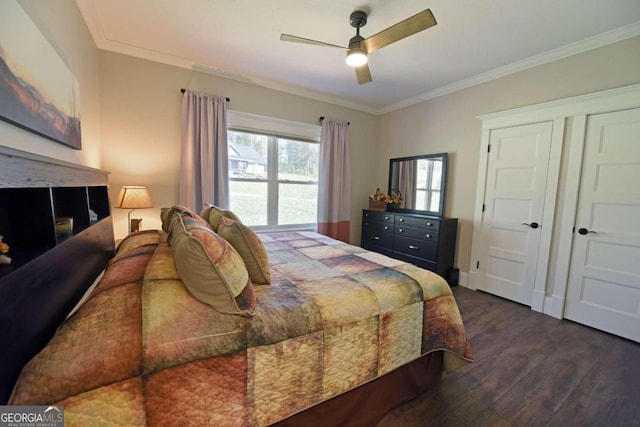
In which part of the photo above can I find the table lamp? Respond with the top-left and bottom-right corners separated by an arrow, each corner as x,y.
115,186 -> 154,233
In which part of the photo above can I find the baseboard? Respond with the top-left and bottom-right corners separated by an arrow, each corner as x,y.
531,289 -> 546,313
455,271 -> 471,288
465,270 -> 477,290
543,295 -> 565,319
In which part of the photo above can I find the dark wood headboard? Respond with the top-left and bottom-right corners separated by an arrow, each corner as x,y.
0,147 -> 115,403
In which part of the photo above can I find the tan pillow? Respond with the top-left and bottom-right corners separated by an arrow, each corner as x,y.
168,214 -> 256,316
161,205 -> 208,232
217,217 -> 271,285
200,203 -> 242,231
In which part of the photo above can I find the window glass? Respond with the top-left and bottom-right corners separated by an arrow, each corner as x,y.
278,139 -> 319,182
228,129 -> 318,231
229,181 -> 267,226
279,183 -> 318,225
228,132 -> 268,179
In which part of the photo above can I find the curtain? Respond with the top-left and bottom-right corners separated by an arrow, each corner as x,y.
179,90 -> 229,211
398,160 -> 417,209
317,118 -> 351,242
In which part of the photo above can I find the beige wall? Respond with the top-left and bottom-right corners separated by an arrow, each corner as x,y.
0,0 -> 101,168
379,35 -> 640,276
99,52 -> 379,239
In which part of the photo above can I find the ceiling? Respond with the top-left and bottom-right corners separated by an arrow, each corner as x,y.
76,0 -> 640,114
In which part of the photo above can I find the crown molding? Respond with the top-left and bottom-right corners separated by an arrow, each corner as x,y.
378,22 -> 640,115
76,0 -> 640,116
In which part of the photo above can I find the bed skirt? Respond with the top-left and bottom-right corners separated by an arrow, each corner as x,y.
274,351 -> 443,427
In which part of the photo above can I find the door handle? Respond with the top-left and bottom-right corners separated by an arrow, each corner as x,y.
372,236 -> 381,240
522,222 -> 539,229
578,227 -> 597,235
408,245 -> 420,250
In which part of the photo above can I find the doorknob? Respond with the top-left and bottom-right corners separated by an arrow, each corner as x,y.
521,222 -> 539,229
578,227 -> 597,235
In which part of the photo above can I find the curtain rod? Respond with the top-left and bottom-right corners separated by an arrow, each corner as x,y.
180,88 -> 230,102
319,116 -> 350,125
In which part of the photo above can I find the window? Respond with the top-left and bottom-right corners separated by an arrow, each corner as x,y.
415,158 -> 442,211
227,112 -> 320,231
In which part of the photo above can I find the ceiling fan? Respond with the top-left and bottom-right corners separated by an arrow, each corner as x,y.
280,9 -> 437,85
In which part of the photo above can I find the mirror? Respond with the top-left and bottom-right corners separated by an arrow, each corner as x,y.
388,153 -> 448,217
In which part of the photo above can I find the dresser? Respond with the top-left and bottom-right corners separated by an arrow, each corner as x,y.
361,209 -> 458,285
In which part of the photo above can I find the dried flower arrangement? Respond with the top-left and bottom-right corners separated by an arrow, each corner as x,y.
0,235 -> 11,265
368,188 -> 403,211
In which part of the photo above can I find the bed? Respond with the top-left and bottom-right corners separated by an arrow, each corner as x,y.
2,151 -> 472,426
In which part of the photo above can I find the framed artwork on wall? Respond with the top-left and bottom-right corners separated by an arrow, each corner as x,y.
0,0 -> 81,150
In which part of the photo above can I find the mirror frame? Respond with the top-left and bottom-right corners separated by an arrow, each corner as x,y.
388,153 -> 448,217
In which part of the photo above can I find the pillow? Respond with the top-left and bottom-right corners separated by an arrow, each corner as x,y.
217,217 -> 271,285
161,205 -> 208,232
200,203 -> 242,231
168,214 -> 256,316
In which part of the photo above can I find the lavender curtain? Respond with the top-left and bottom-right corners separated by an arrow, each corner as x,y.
179,90 -> 229,211
317,118 -> 351,242
398,160 -> 417,209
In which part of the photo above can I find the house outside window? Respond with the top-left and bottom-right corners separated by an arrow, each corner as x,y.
227,111 -> 321,232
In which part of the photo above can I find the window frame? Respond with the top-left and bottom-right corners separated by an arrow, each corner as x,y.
227,111 -> 321,232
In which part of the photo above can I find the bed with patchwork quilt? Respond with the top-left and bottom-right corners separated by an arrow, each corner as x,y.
10,217 -> 472,425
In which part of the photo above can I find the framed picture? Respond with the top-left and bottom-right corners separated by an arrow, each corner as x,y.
0,0 -> 81,150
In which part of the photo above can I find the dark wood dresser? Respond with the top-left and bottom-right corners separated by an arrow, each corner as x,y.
361,209 -> 458,285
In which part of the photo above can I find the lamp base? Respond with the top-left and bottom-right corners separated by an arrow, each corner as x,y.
130,218 -> 142,233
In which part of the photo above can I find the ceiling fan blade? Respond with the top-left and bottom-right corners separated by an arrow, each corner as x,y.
280,34 -> 346,49
355,64 -> 372,85
363,9 -> 437,54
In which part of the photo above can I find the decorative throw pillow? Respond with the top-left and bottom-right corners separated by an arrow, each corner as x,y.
168,214 -> 256,316
217,217 -> 271,285
161,205 -> 208,232
200,203 -> 242,231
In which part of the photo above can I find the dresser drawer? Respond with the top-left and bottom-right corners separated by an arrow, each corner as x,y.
393,236 -> 438,262
395,226 -> 439,242
363,220 -> 393,234
395,215 -> 440,231
363,210 -> 395,225
361,230 -> 394,251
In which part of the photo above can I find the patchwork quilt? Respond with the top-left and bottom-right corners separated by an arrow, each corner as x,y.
10,230 -> 472,426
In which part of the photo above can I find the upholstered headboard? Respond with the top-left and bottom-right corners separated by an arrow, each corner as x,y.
0,147 -> 115,403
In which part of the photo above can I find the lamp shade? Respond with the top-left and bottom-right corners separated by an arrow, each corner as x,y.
115,186 -> 153,209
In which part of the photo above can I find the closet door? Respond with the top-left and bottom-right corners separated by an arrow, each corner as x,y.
564,108 -> 640,342
477,122 -> 554,305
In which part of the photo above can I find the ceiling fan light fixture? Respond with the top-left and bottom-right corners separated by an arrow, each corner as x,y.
346,48 -> 368,67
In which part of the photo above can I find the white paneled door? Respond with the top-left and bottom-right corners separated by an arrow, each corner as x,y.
477,122 -> 554,305
564,108 -> 640,342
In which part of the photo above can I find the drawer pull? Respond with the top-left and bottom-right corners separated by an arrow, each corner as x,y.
384,226 -> 389,230
398,228 -> 403,232
426,222 -> 432,226
409,245 -> 420,250
372,236 -> 381,240
425,234 -> 431,239
399,218 -> 405,222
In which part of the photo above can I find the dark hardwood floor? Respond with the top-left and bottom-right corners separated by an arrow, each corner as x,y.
378,286 -> 640,427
